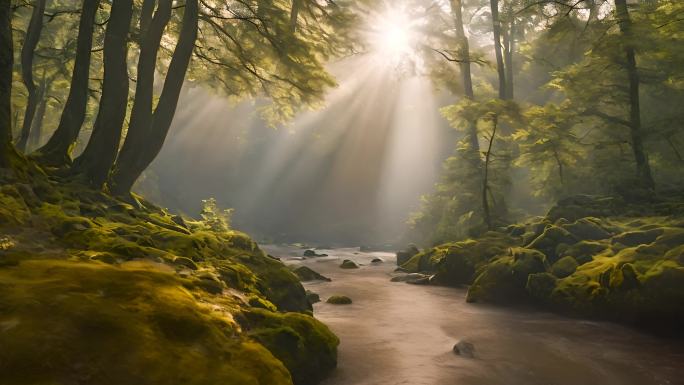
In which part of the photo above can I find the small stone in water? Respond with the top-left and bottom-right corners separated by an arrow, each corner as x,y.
453,340 -> 475,358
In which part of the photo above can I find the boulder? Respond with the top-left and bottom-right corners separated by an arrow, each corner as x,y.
303,249 -> 328,257
612,229 -> 664,247
293,266 -> 332,282
452,340 -> 475,358
326,295 -> 352,305
306,290 -> 321,304
371,257 -> 384,263
396,244 -> 420,266
390,273 -> 431,285
527,225 -> 578,262
339,259 -> 359,269
560,241 -> 607,265
563,218 -> 612,241
551,256 -> 579,278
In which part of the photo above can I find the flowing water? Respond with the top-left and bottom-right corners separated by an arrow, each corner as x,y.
263,245 -> 684,385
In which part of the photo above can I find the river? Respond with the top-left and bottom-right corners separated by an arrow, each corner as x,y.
262,245 -> 684,385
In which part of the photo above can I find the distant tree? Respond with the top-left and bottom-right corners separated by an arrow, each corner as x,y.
0,0 -> 12,167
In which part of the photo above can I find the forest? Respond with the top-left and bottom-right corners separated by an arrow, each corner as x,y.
0,0 -> 683,384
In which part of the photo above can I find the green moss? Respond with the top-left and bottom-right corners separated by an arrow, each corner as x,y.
326,295 -> 353,305
551,256 -> 579,278
0,189 -> 31,225
527,225 -> 578,262
0,260 -> 293,385
245,308 -> 339,385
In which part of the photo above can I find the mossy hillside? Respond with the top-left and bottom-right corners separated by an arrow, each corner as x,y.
420,195 -> 684,333
0,168 -> 337,385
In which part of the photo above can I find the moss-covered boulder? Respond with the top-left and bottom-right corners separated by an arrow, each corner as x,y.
339,259 -> 359,269
326,295 -> 352,305
0,260 -> 294,385
563,218 -> 612,240
293,266 -> 331,282
396,244 -> 420,266
526,225 -> 578,262
245,309 -> 339,385
551,256 -> 579,278
611,229 -> 664,247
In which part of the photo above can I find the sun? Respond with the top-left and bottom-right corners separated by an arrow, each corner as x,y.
369,9 -> 417,61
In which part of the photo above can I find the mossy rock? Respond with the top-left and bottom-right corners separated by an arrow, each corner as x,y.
326,295 -> 352,305
245,308 -> 339,385
305,290 -> 321,305
611,229 -> 664,247
0,260 -> 294,385
562,218 -> 612,241
396,244 -> 420,266
551,256 -> 579,278
560,241 -> 608,265
527,225 -> 578,262
293,266 -> 331,282
526,272 -> 558,302
339,259 -> 359,269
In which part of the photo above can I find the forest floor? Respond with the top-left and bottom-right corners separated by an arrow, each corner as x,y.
267,245 -> 684,385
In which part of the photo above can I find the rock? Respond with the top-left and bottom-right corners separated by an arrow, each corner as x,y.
371,257 -> 383,263
89,252 -> 118,265
612,229 -> 664,247
293,266 -> 331,282
563,218 -> 612,240
390,273 -> 431,285
396,244 -> 420,266
452,340 -> 475,358
306,290 -> 321,304
303,249 -> 328,257
526,272 -> 558,301
551,256 -> 579,278
561,241 -> 607,264
339,259 -> 359,269
170,215 -> 188,229
326,295 -> 352,305
527,225 -> 578,262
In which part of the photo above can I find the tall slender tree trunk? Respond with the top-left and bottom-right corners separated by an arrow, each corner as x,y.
0,0 -> 13,168
16,0 -> 46,152
490,0 -> 506,100
290,0 -> 301,33
450,0 -> 479,153
109,0 -> 198,196
108,0 -> 172,195
614,0 -> 655,189
28,70 -> 48,151
36,0 -> 100,165
72,0 -> 133,187
503,11 -> 515,100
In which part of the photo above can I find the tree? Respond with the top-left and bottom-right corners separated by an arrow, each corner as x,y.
614,0 -> 654,189
0,0 -> 12,168
71,0 -> 133,187
16,0 -> 46,152
35,0 -> 101,165
108,0 -> 197,196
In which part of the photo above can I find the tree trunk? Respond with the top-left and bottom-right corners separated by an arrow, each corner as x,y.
72,0 -> 133,188
108,0 -> 198,196
108,0 -> 172,195
503,14 -> 514,100
449,0 -> 479,153
28,70 -> 48,151
290,0 -> 301,33
16,0 -> 46,152
490,0 -> 506,100
0,0 -> 13,168
36,0 -> 100,165
482,116 -> 499,230
614,0 -> 655,189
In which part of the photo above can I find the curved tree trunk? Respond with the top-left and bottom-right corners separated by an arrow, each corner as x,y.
16,0 -> 46,152
72,0 -> 133,187
108,0 -> 172,195
36,0 -> 100,165
109,0 -> 198,196
0,0 -> 13,168
614,0 -> 655,190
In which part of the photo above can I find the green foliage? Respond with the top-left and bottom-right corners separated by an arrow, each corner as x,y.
200,197 -> 234,232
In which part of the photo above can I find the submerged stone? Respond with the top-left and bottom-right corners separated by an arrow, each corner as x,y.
340,259 -> 359,269
326,295 -> 352,305
452,340 -> 475,358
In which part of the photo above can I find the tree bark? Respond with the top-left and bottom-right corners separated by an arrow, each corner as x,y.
482,116 -> 498,230
108,0 -> 198,196
290,0 -> 301,33
28,70 -> 48,151
614,0 -> 655,189
108,0 -> 172,195
72,0 -> 134,187
490,0 -> 506,100
449,0 -> 479,153
0,0 -> 13,168
36,0 -> 100,165
16,0 -> 46,152
503,11 -> 514,100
